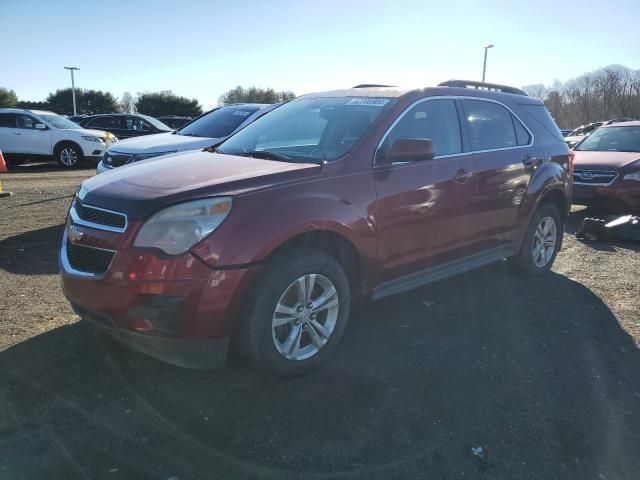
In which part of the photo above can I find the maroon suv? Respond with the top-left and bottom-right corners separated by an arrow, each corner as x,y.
572,121 -> 640,212
60,80 -> 571,376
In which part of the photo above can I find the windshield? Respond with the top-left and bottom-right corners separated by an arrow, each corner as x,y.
140,114 -> 171,131
40,114 -> 81,130
575,126 -> 640,152
217,97 -> 393,163
178,106 -> 260,138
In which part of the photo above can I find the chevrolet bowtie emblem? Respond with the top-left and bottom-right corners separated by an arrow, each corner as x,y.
68,224 -> 84,243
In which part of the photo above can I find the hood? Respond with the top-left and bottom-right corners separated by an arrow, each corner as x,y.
80,151 -> 321,219
108,132 -> 224,155
68,128 -> 108,137
573,150 -> 640,170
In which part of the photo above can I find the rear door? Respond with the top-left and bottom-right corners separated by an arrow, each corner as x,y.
373,98 -> 478,281
460,98 -> 538,248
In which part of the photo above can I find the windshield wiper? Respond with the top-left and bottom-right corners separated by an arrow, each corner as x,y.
240,150 -> 293,162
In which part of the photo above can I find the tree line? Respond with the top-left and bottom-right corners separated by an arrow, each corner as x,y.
522,65 -> 640,129
0,85 -> 297,118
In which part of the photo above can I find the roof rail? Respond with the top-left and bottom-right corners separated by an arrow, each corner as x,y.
352,84 -> 396,88
438,80 -> 527,96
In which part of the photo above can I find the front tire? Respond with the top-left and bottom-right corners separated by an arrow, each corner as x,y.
55,143 -> 83,169
509,204 -> 563,275
237,247 -> 351,377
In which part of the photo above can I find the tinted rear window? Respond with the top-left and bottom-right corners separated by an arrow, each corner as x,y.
521,104 -> 564,141
462,99 -> 518,151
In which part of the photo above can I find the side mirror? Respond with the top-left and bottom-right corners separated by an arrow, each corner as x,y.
35,123 -> 47,130
385,138 -> 436,163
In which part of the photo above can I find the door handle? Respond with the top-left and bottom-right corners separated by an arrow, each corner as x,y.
13,132 -> 22,135
522,154 -> 542,168
453,169 -> 474,183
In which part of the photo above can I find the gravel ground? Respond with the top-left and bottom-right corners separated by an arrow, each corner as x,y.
1,165 -> 639,479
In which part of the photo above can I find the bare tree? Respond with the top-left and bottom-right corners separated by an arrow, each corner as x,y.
527,65 -> 640,128
119,92 -> 136,114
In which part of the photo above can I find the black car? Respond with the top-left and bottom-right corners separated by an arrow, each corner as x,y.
156,116 -> 192,129
78,113 -> 172,139
68,115 -> 88,124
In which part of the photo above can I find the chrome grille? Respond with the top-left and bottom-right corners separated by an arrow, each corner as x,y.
103,152 -> 132,167
573,169 -> 618,186
70,199 -> 127,233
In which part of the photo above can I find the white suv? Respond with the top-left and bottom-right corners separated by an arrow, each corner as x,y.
0,109 -> 116,168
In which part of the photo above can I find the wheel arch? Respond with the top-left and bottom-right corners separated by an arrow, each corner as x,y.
265,229 -> 365,303
537,187 -> 570,222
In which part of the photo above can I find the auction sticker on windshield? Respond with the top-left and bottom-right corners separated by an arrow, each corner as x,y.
345,98 -> 390,106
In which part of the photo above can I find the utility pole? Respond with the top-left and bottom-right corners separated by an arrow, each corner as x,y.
64,67 -> 80,115
482,44 -> 493,82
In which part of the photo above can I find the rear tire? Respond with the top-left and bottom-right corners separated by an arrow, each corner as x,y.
55,143 -> 83,169
509,204 -> 563,276
237,247 -> 351,377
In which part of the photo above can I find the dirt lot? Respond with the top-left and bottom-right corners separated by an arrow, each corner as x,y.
1,165 -> 639,479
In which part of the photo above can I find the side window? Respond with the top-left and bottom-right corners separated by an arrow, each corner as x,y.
87,116 -> 114,128
462,99 -> 517,151
125,116 -> 152,131
381,99 -> 462,158
512,115 -> 531,146
0,113 -> 17,128
139,119 -> 154,131
16,114 -> 36,129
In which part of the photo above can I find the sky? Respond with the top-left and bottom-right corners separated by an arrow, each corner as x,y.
1,0 -> 639,109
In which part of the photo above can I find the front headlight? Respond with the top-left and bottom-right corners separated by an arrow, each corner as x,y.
134,197 -> 232,255
133,151 -> 177,162
623,171 -> 640,182
81,135 -> 105,143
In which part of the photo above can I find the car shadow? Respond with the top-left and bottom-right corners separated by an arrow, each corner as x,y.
0,224 -> 63,275
4,161 -> 95,173
1,266 -> 639,479
567,208 -> 640,252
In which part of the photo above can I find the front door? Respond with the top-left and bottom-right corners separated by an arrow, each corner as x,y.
15,114 -> 52,155
373,98 -> 478,282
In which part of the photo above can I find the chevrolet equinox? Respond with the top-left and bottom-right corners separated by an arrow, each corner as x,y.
60,80 -> 572,376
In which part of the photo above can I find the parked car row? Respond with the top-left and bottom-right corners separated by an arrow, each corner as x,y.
0,108 -> 115,167
563,118 -> 637,148
96,104 -> 276,173
60,80 -> 575,376
0,106 -> 276,169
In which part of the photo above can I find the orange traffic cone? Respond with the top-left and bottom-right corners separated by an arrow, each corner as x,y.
0,150 -> 13,198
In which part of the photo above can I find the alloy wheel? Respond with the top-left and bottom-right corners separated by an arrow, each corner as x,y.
532,216 -> 557,268
271,273 -> 339,361
60,147 -> 78,167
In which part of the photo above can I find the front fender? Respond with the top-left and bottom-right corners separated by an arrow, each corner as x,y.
190,173 -> 377,270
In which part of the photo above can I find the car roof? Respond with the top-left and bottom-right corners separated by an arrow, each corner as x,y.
0,108 -> 57,115
300,86 -> 543,106
601,120 -> 640,128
